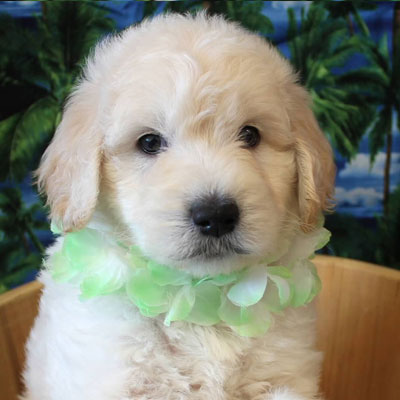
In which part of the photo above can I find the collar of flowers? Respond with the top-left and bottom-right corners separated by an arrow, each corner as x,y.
49,222 -> 330,337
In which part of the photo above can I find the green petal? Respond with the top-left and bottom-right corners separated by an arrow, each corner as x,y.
262,283 -> 285,313
51,251 -> 77,282
50,220 -> 62,235
218,296 -> 251,326
130,245 -> 144,259
208,272 -> 240,286
290,260 -> 314,307
267,266 -> 292,278
186,282 -> 221,326
227,265 -> 268,307
148,261 -> 192,286
306,263 -> 322,303
281,227 -> 331,266
315,228 -> 331,252
138,303 -> 169,317
80,270 -> 124,299
129,246 -> 148,269
269,275 -> 291,306
52,228 -> 113,283
63,229 -> 101,269
164,286 -> 195,326
126,269 -> 170,307
230,302 -> 272,337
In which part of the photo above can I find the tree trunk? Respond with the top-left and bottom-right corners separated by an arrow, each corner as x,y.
394,3 -> 400,67
203,1 -> 213,15
383,118 -> 392,216
25,220 -> 45,254
384,2 -> 400,215
41,1 -> 47,21
346,13 -> 355,36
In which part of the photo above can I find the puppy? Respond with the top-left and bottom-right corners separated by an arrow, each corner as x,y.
23,13 -> 335,400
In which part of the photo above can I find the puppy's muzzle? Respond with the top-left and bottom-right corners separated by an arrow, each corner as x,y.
191,196 -> 240,238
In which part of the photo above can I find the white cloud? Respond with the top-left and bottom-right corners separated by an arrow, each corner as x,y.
339,152 -> 400,178
271,1 -> 310,10
14,1 -> 36,6
335,187 -> 383,207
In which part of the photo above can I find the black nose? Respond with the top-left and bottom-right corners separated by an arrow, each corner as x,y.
191,197 -> 240,238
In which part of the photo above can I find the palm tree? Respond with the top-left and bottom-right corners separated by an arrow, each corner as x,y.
320,0 -> 376,36
0,1 -> 115,182
203,0 -> 274,36
286,4 -> 376,159
0,187 -> 47,293
337,3 -> 400,215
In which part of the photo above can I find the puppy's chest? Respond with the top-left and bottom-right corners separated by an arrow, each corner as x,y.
122,319 -> 253,399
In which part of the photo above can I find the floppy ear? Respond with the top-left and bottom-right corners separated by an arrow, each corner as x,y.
289,85 -> 336,232
37,81 -> 102,232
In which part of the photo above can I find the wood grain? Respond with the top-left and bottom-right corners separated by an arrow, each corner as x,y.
314,255 -> 400,400
0,280 -> 42,400
0,257 -> 399,400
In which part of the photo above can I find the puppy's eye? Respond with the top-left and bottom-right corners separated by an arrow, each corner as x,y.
138,133 -> 166,155
239,126 -> 260,148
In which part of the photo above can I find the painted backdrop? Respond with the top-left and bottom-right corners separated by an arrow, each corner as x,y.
0,1 -> 399,292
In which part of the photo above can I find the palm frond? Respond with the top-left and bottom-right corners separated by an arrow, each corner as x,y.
352,8 -> 370,36
337,67 -> 390,93
9,97 -> 60,181
286,3 -> 377,159
0,113 -> 22,180
368,105 -> 392,164
207,0 -> 274,35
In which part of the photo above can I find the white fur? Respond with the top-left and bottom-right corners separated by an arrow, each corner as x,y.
24,13 -> 335,400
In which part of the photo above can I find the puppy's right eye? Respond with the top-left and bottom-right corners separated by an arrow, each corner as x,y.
138,133 -> 166,155
239,126 -> 260,148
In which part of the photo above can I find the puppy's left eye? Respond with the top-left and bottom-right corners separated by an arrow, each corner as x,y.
239,126 -> 260,148
138,133 -> 166,155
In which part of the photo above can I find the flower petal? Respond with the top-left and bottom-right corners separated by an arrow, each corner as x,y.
50,220 -> 62,235
230,302 -> 272,337
315,228 -> 331,252
218,296 -> 251,326
148,261 -> 191,286
280,227 -> 331,266
262,283 -> 284,312
227,265 -> 268,307
51,251 -> 76,282
269,275 -> 291,306
129,246 -> 148,269
126,269 -> 170,307
267,266 -> 292,278
306,262 -> 322,303
80,250 -> 129,299
290,260 -> 314,307
63,229 -> 103,269
208,272 -> 240,286
80,273 -> 117,299
164,286 -> 195,326
186,282 -> 221,326
138,303 -> 169,317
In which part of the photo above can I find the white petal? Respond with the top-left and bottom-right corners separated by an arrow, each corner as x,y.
227,265 -> 268,307
269,275 -> 291,305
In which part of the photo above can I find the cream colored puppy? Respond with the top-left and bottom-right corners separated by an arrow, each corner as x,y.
23,13 -> 335,400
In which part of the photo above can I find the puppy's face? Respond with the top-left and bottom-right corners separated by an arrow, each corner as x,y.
38,15 -> 335,275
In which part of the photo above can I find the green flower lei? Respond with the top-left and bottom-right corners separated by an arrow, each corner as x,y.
49,222 -> 330,337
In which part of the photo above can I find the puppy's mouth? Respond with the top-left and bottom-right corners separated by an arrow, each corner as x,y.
174,237 -> 249,261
